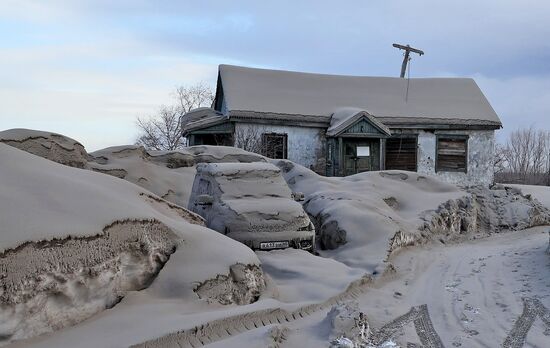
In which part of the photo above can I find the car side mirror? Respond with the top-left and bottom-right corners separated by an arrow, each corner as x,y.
196,194 -> 213,206
292,192 -> 305,202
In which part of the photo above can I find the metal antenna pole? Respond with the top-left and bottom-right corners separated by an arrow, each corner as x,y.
392,43 -> 424,78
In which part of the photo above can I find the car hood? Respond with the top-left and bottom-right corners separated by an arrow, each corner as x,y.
220,197 -> 311,233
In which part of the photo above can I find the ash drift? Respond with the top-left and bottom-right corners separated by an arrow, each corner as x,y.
0,139 -> 266,347
188,162 -> 315,251
3,128 -> 550,348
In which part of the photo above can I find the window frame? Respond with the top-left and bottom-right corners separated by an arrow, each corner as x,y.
435,134 -> 469,173
261,132 -> 288,159
385,134 -> 418,172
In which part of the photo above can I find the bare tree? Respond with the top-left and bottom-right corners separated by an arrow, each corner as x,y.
493,143 -> 507,175
136,106 -> 183,151
136,82 -> 214,150
504,128 -> 548,176
531,130 -> 548,175
174,83 -> 214,115
496,126 -> 550,185
233,125 -> 265,154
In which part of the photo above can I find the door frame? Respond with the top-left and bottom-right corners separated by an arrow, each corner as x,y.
340,138 -> 381,176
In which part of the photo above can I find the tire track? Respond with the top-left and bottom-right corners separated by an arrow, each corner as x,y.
134,230 -> 550,348
372,304 -> 444,348
133,273 -> 448,348
132,276 -> 373,348
502,297 -> 550,348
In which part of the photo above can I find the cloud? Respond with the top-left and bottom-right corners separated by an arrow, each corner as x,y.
0,43 -> 217,150
61,0 -> 548,78
475,74 -> 550,141
6,1 -> 550,77
0,0 -> 548,149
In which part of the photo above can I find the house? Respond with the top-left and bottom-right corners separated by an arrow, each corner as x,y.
183,65 -> 502,185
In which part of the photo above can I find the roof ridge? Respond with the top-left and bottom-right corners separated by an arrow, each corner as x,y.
219,64 -> 474,81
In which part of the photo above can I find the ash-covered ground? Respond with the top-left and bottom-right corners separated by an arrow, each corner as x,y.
1,128 -> 549,348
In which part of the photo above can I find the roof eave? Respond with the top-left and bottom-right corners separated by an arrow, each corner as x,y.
377,116 -> 502,130
228,110 -> 331,128
223,109 -> 501,131
183,116 -> 229,134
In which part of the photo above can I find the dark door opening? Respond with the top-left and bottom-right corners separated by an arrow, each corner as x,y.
190,133 -> 233,146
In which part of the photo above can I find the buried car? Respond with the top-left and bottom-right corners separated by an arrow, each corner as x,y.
188,162 -> 315,251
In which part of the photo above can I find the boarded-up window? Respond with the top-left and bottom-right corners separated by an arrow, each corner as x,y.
385,136 -> 417,171
436,136 -> 468,172
262,133 -> 288,159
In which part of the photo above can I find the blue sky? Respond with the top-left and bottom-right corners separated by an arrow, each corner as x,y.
1,0 -> 549,150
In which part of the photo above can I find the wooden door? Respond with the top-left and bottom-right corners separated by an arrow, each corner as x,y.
344,142 -> 357,176
355,145 -> 372,173
343,141 -> 372,175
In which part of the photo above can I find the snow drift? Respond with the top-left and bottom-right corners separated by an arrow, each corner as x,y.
3,128 -> 550,347
0,143 -> 266,345
88,144 -> 267,207
272,160 -> 550,272
0,128 -> 88,168
272,160 -> 463,270
420,184 -> 550,241
0,128 -> 267,208
1,220 -> 179,343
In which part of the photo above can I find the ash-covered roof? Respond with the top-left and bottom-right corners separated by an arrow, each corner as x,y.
182,107 -> 227,133
218,65 -> 501,127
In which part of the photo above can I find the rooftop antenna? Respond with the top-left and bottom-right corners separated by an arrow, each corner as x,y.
392,43 -> 424,78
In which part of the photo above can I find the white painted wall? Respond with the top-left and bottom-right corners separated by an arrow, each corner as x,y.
233,122 -> 494,185
234,123 -> 325,171
417,130 -> 495,186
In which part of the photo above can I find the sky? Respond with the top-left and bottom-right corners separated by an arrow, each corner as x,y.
1,0 -> 549,151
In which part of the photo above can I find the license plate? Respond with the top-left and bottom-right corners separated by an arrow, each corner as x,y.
260,241 -> 289,250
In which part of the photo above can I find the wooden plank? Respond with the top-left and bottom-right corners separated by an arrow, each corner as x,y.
385,137 -> 417,171
438,149 -> 466,156
436,136 -> 467,172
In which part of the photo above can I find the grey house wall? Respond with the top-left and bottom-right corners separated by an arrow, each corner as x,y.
234,123 -> 326,173
417,130 -> 495,186
229,121 -> 495,185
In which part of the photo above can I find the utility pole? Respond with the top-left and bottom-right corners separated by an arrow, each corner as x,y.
392,43 -> 424,78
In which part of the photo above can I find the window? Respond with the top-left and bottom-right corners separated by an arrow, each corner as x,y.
436,135 -> 468,172
357,146 -> 370,157
385,136 -> 417,171
262,133 -> 288,159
